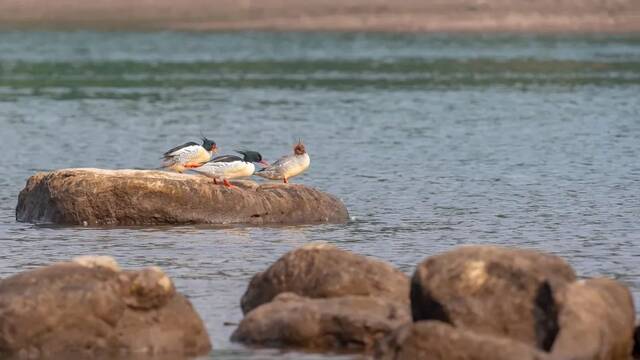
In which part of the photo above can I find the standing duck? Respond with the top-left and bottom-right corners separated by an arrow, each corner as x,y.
161,137 -> 217,173
255,140 -> 310,184
192,150 -> 269,188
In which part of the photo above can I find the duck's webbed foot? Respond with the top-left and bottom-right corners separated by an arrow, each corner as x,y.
223,179 -> 235,188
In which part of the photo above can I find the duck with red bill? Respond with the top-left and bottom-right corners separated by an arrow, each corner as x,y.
255,140 -> 309,184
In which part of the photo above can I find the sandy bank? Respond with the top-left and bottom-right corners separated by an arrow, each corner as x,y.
1,0 -> 639,33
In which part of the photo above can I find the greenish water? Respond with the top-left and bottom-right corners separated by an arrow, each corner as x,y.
4,59 -> 640,90
0,32 -> 639,358
2,33 -> 640,94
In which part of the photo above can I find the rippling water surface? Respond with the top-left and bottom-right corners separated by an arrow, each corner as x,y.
1,32 -> 639,358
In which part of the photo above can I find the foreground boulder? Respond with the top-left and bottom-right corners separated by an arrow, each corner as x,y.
552,278 -> 636,360
375,320 -> 555,360
233,244 -> 411,353
410,245 -> 577,350
0,256 -> 211,358
240,243 -> 410,314
232,292 -> 410,352
635,324 -> 640,359
16,168 -> 349,226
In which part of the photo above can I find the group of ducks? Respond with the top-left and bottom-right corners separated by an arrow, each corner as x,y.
160,137 -> 310,188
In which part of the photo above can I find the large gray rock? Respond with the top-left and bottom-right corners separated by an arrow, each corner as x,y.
375,320 -> 556,360
0,256 -> 211,358
240,243 -> 410,314
16,168 -> 349,226
232,292 -> 410,352
552,278 -> 636,360
410,245 -> 576,350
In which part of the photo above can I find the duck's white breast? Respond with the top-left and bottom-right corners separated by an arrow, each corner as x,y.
198,161 -> 254,178
193,147 -> 212,164
284,153 -> 310,178
229,162 -> 255,178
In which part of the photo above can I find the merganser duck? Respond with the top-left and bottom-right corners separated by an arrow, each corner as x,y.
255,140 -> 310,184
162,137 -> 217,173
192,150 -> 269,188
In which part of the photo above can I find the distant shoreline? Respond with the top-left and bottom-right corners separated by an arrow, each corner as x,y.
1,0 -> 640,33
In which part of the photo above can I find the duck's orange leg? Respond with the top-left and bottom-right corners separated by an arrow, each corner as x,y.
223,179 -> 235,188
184,162 -> 203,169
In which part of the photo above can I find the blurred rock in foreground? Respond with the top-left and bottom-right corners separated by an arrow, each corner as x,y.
240,243 -> 409,314
234,244 -> 637,359
232,292 -> 410,351
375,321 -> 556,360
0,256 -> 211,358
410,245 -> 576,349
234,244 -> 411,352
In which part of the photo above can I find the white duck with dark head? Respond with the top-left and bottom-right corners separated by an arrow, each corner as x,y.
255,140 -> 310,184
161,137 -> 217,173
192,150 -> 268,188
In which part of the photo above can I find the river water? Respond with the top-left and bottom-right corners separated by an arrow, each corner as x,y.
0,32 -> 639,358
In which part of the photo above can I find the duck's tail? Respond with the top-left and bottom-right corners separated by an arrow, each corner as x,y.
253,170 -> 268,178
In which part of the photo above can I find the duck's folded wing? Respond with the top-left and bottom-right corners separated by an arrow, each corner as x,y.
193,161 -> 245,176
211,155 -> 243,163
258,155 -> 294,172
162,142 -> 199,159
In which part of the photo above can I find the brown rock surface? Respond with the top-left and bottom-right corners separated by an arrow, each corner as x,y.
410,245 -> 576,350
15,168 -> 349,226
240,243 -> 410,314
0,256 -> 211,358
374,320 -> 556,360
634,324 -> 640,359
232,292 -> 410,352
552,278 -> 636,360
